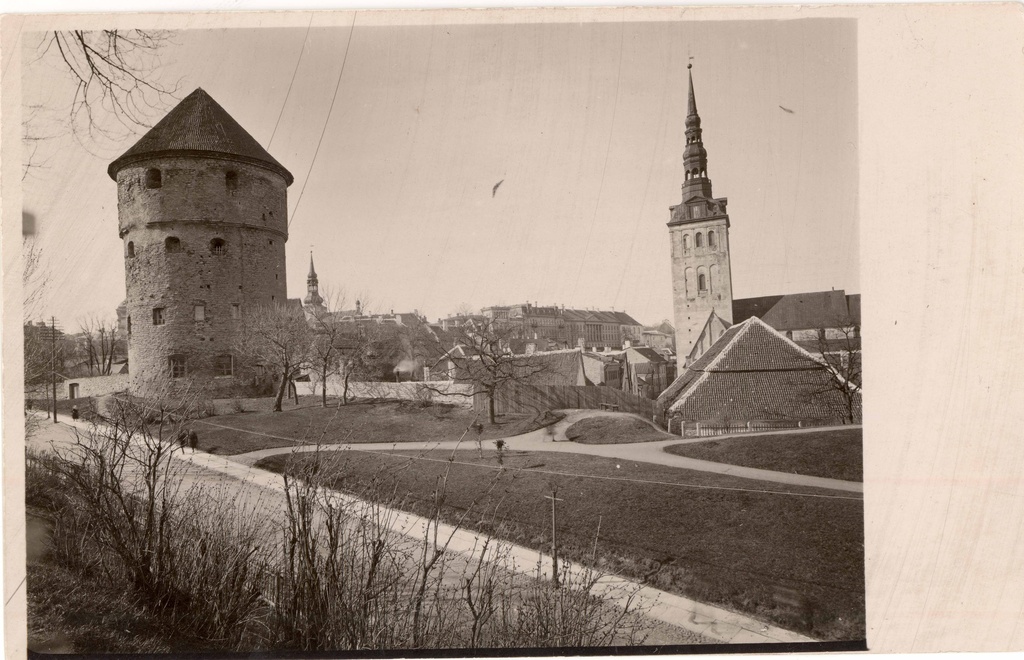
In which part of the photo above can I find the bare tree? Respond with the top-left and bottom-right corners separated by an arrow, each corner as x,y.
234,303 -> 314,412
794,317 -> 862,425
431,320 -> 553,424
28,31 -> 178,148
306,287 -> 354,408
77,313 -> 121,376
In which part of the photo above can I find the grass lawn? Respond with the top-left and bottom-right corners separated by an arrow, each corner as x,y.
255,448 -> 865,641
665,428 -> 863,482
565,416 -> 675,444
195,400 -> 561,455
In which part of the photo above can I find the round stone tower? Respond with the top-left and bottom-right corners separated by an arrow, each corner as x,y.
108,88 -> 294,394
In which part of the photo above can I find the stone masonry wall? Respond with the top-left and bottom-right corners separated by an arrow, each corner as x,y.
297,379 -> 475,408
669,218 -> 733,371
116,156 -> 289,392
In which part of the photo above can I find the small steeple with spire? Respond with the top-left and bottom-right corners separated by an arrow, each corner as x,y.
304,251 -> 324,308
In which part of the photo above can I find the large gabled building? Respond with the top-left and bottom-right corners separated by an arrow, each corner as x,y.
480,302 -> 644,351
658,316 -> 859,432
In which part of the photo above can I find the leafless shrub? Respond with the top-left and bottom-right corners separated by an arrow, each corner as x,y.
30,381 -> 652,651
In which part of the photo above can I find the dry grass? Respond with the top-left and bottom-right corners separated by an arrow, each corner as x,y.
195,401 -> 560,455
565,415 -> 674,444
665,428 -> 864,482
24,400 -> 651,652
257,448 -> 865,641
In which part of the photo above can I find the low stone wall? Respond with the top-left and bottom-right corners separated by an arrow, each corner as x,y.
33,373 -> 131,401
297,379 -> 474,408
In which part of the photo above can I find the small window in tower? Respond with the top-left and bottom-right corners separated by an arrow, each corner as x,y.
145,168 -> 162,189
695,232 -> 704,248
165,236 -> 181,253
225,170 -> 238,191
168,354 -> 186,378
698,274 -> 707,292
127,316 -> 132,336
127,241 -> 135,258
194,305 -> 206,321
231,303 -> 240,319
153,307 -> 165,325
682,235 -> 690,251
269,240 -> 274,246
214,354 -> 234,377
210,238 -> 227,255
708,230 -> 716,248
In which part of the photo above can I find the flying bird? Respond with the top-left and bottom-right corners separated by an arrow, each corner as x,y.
778,105 -> 795,114
492,179 -> 504,197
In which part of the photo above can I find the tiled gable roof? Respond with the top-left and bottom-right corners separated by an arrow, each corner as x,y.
108,88 -> 293,184
626,346 -> 667,363
732,290 -> 858,331
659,317 -> 852,422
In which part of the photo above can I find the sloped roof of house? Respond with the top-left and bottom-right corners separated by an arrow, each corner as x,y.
658,316 -> 852,422
108,88 -> 293,184
732,290 -> 859,331
625,346 -> 667,363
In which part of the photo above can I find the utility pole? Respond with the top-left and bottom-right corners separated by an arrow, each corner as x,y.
50,316 -> 57,423
544,489 -> 563,588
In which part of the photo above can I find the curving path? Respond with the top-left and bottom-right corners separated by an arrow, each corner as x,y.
220,410 -> 862,494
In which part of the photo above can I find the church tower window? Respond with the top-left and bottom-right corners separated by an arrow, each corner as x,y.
682,235 -> 690,251
127,241 -> 135,258
695,232 -> 704,248
708,230 -> 716,248
225,170 -> 238,191
210,238 -> 227,255
145,168 -> 162,189
165,236 -> 181,253
698,273 -> 707,292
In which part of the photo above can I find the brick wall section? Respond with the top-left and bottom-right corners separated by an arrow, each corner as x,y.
117,156 -> 288,392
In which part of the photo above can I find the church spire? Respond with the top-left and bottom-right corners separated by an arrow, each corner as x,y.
682,64 -> 711,196
687,65 -> 699,118
304,250 -> 323,308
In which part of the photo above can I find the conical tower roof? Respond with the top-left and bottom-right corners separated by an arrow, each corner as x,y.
108,88 -> 293,185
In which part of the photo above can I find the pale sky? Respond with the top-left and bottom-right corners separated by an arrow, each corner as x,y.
21,18 -> 857,327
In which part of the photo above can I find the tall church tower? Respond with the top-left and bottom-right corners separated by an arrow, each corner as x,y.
668,65 -> 734,370
109,88 -> 293,393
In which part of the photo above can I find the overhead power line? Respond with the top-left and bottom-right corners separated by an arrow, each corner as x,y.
288,12 -> 357,231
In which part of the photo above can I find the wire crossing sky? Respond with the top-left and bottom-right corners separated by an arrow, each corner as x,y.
21,18 -> 857,326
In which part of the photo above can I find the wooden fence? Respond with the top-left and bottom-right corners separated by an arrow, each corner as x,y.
474,383 -> 666,427
669,417 -> 850,438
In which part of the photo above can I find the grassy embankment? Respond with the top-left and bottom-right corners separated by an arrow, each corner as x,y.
195,400 -> 562,455
565,416 -> 674,444
665,428 -> 863,482
256,446 -> 866,641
